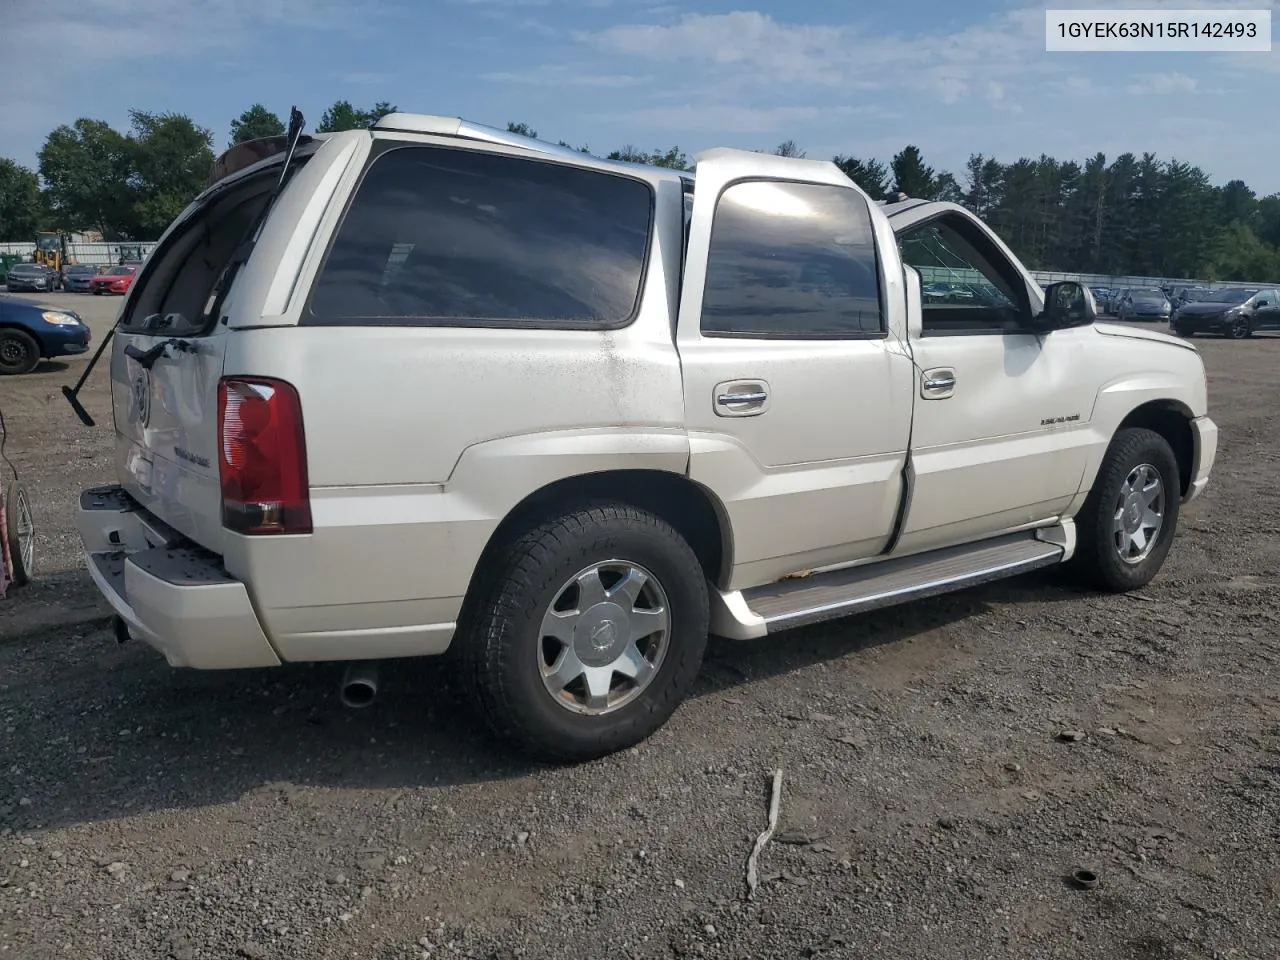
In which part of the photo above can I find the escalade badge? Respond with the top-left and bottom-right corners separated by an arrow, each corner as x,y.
131,367 -> 151,428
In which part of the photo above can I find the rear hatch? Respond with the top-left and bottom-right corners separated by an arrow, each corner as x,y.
108,133 -> 338,555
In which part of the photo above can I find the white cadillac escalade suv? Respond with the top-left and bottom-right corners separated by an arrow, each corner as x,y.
74,112 -> 1217,761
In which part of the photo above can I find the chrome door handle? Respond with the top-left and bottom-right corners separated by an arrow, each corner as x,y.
717,391 -> 767,405
922,376 -> 955,391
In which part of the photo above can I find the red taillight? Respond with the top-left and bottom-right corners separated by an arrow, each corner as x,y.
217,377 -> 312,535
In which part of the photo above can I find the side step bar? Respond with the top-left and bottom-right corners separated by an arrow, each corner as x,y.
709,525 -> 1072,639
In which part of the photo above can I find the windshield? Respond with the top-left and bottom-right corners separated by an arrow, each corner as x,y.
105,266 -> 133,276
1131,288 -> 1163,297
67,264 -> 96,275
1199,288 -> 1256,303
10,264 -> 41,274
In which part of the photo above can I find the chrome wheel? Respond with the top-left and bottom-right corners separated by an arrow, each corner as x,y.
1113,463 -> 1164,564
15,487 -> 34,577
538,560 -> 670,716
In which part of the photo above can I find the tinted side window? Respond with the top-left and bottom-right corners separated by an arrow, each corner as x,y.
700,180 -> 883,338
307,146 -> 653,328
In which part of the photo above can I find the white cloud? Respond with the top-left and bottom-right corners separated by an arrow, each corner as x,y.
574,8 -> 1057,112
1126,72 -> 1199,95
1054,75 -> 1100,96
600,103 -> 902,134
480,66 -> 646,88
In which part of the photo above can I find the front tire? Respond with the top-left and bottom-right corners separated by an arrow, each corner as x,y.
461,503 -> 710,762
1228,316 -> 1251,339
1071,427 -> 1181,593
0,329 -> 40,375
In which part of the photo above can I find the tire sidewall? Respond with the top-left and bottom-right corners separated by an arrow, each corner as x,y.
0,330 -> 39,375
481,511 -> 709,759
1084,429 -> 1181,591
5,481 -> 32,585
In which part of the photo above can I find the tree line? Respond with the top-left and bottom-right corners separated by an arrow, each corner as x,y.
1,102 -> 1278,282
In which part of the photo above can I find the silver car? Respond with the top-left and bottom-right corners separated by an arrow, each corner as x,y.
1117,287 -> 1172,323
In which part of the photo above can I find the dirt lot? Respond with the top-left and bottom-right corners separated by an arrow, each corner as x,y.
1,291 -> 1277,960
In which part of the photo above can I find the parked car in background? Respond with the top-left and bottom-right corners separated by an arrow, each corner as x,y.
0,253 -> 26,286
89,263 -> 140,296
1171,287 -> 1280,339
1100,288 -> 1125,314
0,296 -> 91,375
1089,287 -> 1113,312
61,263 -> 101,293
922,281 -> 977,303
1116,287 -> 1172,322
1170,286 -> 1209,310
4,262 -> 59,293
74,114 -> 1217,761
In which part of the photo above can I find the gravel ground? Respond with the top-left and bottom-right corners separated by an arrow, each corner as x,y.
1,292 -> 1278,960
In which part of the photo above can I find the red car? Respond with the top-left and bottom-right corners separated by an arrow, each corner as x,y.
90,263 -> 140,296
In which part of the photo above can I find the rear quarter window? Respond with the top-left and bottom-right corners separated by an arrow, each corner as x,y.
305,145 -> 655,329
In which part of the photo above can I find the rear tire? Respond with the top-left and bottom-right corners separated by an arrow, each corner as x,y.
0,329 -> 40,375
4,477 -> 34,586
1070,427 -> 1180,593
459,503 -> 710,762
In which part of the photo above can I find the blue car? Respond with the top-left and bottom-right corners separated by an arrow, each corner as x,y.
61,263 -> 101,292
0,295 -> 92,375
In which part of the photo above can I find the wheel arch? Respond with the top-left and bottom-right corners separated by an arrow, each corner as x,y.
1116,399 -> 1195,495
467,469 -> 734,596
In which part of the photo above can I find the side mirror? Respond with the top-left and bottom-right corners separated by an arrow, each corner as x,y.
1034,281 -> 1096,331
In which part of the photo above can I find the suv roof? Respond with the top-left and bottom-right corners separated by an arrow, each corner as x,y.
372,112 -> 697,186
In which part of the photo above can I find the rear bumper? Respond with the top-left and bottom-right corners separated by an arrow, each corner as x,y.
77,485 -> 280,669
1185,415 -> 1217,504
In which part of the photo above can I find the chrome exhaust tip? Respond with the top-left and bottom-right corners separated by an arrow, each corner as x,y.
339,662 -> 379,708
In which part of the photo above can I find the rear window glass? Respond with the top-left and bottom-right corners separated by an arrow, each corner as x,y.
306,145 -> 654,328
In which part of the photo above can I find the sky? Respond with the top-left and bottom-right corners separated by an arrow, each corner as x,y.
1,0 -> 1278,193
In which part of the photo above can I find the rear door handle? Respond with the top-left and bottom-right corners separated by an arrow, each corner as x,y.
920,367 -> 957,399
717,391 -> 767,405
713,380 -> 770,417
